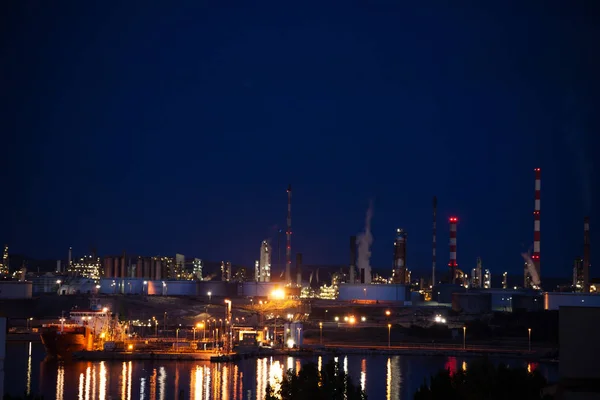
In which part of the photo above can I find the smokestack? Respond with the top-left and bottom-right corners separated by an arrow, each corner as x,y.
394,229 -> 407,284
285,184 -> 292,285
349,236 -> 356,283
448,217 -> 458,284
530,168 -> 541,288
296,253 -> 302,286
584,216 -> 590,292
68,247 -> 72,267
432,196 -> 437,286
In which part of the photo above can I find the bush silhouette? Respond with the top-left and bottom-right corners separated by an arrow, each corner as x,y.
414,358 -> 551,400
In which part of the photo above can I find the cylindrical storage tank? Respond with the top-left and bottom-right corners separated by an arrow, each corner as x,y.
120,258 -> 126,279
113,258 -> 120,278
143,259 -> 150,279
103,257 -> 112,278
155,260 -> 162,281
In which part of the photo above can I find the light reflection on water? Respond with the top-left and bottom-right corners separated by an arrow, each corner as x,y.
4,343 -> 559,400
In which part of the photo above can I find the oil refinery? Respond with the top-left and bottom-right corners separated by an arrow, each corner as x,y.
1,173 -> 598,314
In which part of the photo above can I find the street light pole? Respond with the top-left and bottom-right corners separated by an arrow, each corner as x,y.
528,328 -> 531,352
463,326 -> 466,350
388,324 -> 391,348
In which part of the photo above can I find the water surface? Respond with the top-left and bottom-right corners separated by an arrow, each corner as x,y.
5,342 -> 558,399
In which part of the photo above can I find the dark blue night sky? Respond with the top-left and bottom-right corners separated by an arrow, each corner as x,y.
2,1 -> 598,279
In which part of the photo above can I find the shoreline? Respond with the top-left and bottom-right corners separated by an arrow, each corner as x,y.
71,346 -> 558,363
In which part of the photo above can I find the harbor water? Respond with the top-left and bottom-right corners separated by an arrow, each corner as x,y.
5,342 -> 558,400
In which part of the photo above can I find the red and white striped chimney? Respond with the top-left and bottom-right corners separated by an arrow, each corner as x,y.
448,217 -> 458,284
532,168 -> 541,284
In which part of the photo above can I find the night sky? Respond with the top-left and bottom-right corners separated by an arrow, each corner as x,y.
2,1 -> 599,279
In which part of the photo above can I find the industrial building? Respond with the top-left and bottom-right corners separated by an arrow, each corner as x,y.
543,292 -> 600,310
256,240 -> 271,282
547,306 -> 600,398
452,289 -> 542,313
0,281 -> 32,299
0,245 -> 9,276
221,261 -> 232,282
96,278 -> 238,297
338,283 -> 409,303
67,252 -> 102,280
239,281 -> 282,297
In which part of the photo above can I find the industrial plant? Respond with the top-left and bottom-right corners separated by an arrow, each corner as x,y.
1,171 -> 598,314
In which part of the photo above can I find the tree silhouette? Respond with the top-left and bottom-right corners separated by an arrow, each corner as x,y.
266,359 -> 366,400
414,358 -> 551,400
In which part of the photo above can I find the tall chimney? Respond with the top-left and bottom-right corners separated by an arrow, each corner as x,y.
432,196 -> 437,286
296,253 -> 302,286
584,216 -> 590,292
285,185 -> 292,285
448,217 -> 458,284
394,229 -> 407,284
531,168 -> 541,287
68,247 -> 72,268
349,235 -> 356,283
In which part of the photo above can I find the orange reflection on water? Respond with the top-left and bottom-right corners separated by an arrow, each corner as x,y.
121,362 -> 127,400
269,360 -> 283,396
85,365 -> 91,400
222,365 -> 229,400
56,363 -> 65,400
26,342 -> 32,396
232,365 -> 238,400
204,366 -> 211,400
360,358 -> 366,392
190,365 -> 203,400
158,366 -> 166,400
149,368 -> 156,400
92,365 -> 96,400
99,362 -> 106,400
78,371 -> 84,400
386,358 -> 391,400
127,361 -> 132,400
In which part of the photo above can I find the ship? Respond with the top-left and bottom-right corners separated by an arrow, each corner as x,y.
40,297 -> 120,359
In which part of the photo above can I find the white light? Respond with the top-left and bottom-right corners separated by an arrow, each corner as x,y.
287,339 -> 295,349
361,316 -> 366,322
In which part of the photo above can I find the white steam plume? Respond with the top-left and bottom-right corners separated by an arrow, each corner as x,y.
521,252 -> 541,288
356,201 -> 374,284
